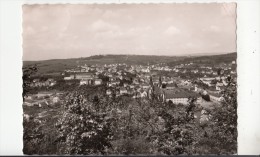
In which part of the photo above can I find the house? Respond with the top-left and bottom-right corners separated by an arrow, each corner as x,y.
94,79 -> 102,85
123,83 -> 129,87
119,87 -> 128,95
141,83 -> 150,90
64,76 -> 74,80
53,96 -> 59,103
133,78 -> 139,85
140,90 -> 148,97
23,114 -> 30,122
200,77 -> 215,86
231,70 -> 236,74
80,79 -> 92,85
75,73 -> 93,80
106,89 -> 112,96
115,90 -> 120,97
111,80 -> 120,86
33,79 -> 40,83
30,78 -> 56,87
191,69 -> 199,73
216,82 -> 224,91
141,68 -> 150,73
129,84 -> 135,89
162,78 -> 173,84
134,92 -> 142,98
166,83 -> 177,90
80,80 -> 87,85
208,91 -> 224,102
47,78 -> 56,86
109,76 -> 117,81
152,77 -> 160,85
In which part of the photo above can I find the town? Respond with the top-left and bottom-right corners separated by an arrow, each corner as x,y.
22,53 -> 237,155
26,57 -> 236,106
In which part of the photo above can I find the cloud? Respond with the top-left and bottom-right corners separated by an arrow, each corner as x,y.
24,26 -> 36,36
221,3 -> 236,17
22,4 -> 237,60
209,25 -> 221,32
164,26 -> 181,36
91,20 -> 119,32
126,26 -> 152,36
103,10 -> 119,19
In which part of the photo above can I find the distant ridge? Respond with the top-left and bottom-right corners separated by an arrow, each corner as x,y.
23,52 -> 237,74
24,52 -> 236,62
187,52 -> 236,57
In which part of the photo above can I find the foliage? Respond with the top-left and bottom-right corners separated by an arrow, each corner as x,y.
202,94 -> 211,101
22,65 -> 38,101
206,77 -> 237,154
155,98 -> 199,155
55,92 -> 113,155
23,116 -> 61,154
23,119 -> 44,154
23,75 -> 237,155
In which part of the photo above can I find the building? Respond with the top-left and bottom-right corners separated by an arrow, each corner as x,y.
120,87 -> 128,95
30,78 -> 56,87
106,89 -> 112,96
80,79 -> 92,85
163,89 -> 200,105
127,89 -> 135,95
141,83 -> 150,90
166,83 -> 177,90
75,73 -> 93,80
109,76 -> 117,81
80,80 -> 88,85
110,80 -> 120,86
208,91 -> 224,102
53,96 -> 59,103
140,90 -> 148,97
47,78 -> 56,86
200,77 -> 215,86
94,79 -> 102,85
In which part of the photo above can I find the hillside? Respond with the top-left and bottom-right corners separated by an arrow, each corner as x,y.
23,53 -> 236,74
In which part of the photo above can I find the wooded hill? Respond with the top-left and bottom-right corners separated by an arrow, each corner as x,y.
23,52 -> 236,74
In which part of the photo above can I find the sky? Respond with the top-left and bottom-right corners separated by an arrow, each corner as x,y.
23,3 -> 236,61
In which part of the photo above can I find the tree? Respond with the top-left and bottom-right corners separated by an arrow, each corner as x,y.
186,97 -> 197,121
202,94 -> 210,102
22,65 -> 38,101
55,92 -> 113,155
208,77 -> 237,154
195,76 -> 237,154
23,119 -> 44,154
155,101 -> 199,155
98,74 -> 109,83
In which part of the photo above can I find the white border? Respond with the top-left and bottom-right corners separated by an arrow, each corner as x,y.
0,0 -> 260,155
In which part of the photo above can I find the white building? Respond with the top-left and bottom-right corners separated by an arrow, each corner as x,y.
94,79 -> 102,85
